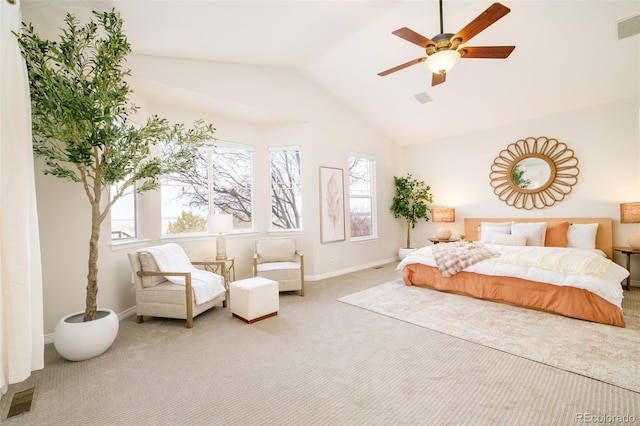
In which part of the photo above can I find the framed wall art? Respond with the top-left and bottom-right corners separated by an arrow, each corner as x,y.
319,166 -> 345,243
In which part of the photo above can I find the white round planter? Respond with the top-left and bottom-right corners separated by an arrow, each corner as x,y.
398,247 -> 416,260
53,309 -> 119,361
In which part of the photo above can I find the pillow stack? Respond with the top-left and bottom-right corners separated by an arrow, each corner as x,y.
479,221 -> 599,249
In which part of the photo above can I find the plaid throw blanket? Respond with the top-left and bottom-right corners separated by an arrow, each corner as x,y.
433,242 -> 499,278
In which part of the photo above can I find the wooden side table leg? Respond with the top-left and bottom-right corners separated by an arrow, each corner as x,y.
626,253 -> 631,291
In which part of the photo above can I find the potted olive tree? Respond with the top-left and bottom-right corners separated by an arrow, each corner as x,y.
17,10 -> 216,360
390,174 -> 434,259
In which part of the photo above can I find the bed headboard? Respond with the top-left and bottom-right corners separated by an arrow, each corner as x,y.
463,218 -> 613,259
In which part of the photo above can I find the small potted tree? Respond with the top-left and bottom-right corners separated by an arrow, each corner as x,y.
17,10 -> 216,360
390,174 -> 434,259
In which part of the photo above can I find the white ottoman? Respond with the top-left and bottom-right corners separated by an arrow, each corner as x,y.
230,277 -> 279,323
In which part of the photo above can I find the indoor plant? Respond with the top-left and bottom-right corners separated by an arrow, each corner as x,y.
390,173 -> 434,258
17,10 -> 216,358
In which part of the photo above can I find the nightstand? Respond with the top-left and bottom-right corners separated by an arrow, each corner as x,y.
428,238 -> 459,244
613,247 -> 638,291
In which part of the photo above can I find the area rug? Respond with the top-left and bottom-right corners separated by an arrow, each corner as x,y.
338,279 -> 640,393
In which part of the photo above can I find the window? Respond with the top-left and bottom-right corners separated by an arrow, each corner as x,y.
211,142 -> 253,230
111,183 -> 136,240
348,154 -> 376,239
160,141 -> 254,235
269,147 -> 302,230
161,146 -> 209,235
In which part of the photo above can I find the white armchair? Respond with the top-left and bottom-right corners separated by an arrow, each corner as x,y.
253,237 -> 304,296
128,243 -> 227,328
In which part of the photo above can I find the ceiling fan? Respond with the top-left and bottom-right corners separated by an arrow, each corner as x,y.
378,1 -> 515,86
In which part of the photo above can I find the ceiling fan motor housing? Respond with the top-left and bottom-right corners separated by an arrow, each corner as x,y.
426,33 -> 461,56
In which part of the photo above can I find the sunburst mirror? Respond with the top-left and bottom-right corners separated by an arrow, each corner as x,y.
489,136 -> 580,210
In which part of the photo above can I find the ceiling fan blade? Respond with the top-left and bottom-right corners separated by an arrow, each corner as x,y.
432,72 -> 446,86
453,3 -> 511,45
378,57 -> 425,76
459,46 -> 515,59
392,27 -> 435,48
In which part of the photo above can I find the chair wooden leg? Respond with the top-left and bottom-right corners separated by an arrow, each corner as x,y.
136,315 -> 144,324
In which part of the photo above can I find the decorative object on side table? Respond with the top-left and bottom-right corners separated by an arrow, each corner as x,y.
208,214 -> 234,260
620,202 -> 640,250
432,207 -> 455,240
390,173 -> 434,259
17,10 -> 216,360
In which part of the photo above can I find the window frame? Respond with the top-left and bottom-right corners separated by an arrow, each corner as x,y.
269,145 -> 303,232
348,152 -> 377,242
210,140 -> 255,234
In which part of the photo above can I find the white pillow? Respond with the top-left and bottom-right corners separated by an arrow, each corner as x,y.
511,222 -> 547,246
492,234 -> 528,246
567,223 -> 599,250
480,222 -> 513,243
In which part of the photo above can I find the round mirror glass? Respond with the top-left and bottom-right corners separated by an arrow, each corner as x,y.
511,157 -> 551,190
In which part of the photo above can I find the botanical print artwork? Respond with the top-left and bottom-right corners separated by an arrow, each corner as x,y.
325,172 -> 341,236
320,167 -> 345,243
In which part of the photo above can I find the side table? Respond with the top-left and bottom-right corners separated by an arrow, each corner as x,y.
613,247 -> 637,291
428,238 -> 459,245
203,257 -> 236,300
204,257 -> 236,283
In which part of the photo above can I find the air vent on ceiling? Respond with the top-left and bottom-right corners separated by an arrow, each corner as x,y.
414,92 -> 432,104
617,14 -> 640,40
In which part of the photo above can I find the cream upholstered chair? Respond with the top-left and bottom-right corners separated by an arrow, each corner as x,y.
128,244 -> 227,328
253,237 -> 304,296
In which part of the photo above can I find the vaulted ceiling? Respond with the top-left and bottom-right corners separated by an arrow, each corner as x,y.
20,1 -> 640,145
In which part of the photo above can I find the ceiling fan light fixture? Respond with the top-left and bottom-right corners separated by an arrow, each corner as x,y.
425,49 -> 461,74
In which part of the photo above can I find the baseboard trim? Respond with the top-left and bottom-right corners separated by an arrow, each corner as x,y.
306,257 -> 398,282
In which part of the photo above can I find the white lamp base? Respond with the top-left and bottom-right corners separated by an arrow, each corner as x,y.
216,233 -> 227,260
628,231 -> 640,250
436,226 -> 452,240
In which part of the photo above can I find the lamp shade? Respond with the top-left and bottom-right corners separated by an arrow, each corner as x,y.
620,202 -> 640,223
620,202 -> 640,249
425,50 -> 461,74
207,214 -> 233,234
432,208 -> 455,223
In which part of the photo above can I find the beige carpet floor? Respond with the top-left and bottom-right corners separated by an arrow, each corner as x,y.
338,279 -> 640,393
2,264 -> 639,425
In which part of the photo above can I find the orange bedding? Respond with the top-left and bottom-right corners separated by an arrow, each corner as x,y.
402,263 -> 626,327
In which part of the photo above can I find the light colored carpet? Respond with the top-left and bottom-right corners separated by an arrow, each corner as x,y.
338,279 -> 640,393
2,265 -> 639,425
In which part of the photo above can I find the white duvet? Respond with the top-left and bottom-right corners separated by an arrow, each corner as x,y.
397,244 -> 629,308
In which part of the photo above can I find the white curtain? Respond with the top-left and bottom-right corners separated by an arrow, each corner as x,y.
0,0 -> 44,396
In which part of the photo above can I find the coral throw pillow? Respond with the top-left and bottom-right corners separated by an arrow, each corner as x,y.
545,222 -> 570,247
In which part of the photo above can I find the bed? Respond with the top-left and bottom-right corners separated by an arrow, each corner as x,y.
398,217 -> 629,327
